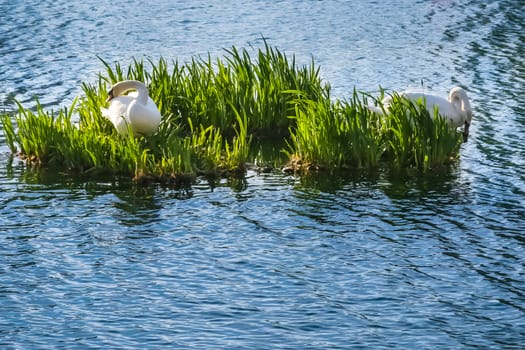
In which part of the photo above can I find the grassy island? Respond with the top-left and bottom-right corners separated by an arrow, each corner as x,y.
1,43 -> 463,186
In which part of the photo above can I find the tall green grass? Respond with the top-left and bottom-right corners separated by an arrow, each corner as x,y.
1,89 -> 250,185
287,90 -> 462,173
383,93 -> 462,170
85,40 -> 327,137
0,43 -> 464,185
287,89 -> 384,171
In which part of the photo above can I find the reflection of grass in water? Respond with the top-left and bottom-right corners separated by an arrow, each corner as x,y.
1,43 -> 464,187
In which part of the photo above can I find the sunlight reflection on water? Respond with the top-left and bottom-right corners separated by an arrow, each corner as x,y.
1,0 -> 524,348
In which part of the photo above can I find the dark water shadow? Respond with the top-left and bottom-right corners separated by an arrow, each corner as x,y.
290,164 -> 470,203
2,158 -> 191,230
379,166 -> 470,201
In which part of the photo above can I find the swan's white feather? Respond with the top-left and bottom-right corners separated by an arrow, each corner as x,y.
397,91 -> 464,127
102,83 -> 161,136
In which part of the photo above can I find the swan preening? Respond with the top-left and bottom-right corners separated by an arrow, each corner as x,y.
101,80 -> 161,136
368,86 -> 472,140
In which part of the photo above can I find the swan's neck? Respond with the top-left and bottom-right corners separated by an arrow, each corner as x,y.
449,88 -> 472,122
110,80 -> 149,105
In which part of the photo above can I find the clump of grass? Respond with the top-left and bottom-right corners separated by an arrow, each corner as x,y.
187,107 -> 250,177
2,98 -> 144,174
383,93 -> 462,171
2,86 -> 251,186
1,43 -> 465,186
285,89 -> 384,172
286,89 -> 462,173
86,40 -> 327,137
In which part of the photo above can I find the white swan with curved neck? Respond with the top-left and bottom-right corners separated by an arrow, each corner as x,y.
101,80 -> 161,136
369,86 -> 473,139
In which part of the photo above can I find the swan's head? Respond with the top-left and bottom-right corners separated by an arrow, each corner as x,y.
449,86 -> 472,141
105,80 -> 148,103
106,88 -> 116,103
462,109 -> 473,141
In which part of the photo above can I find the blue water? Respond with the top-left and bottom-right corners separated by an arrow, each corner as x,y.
1,0 -> 524,349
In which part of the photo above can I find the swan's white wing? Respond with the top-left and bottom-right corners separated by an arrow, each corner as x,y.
128,97 -> 161,135
104,95 -> 135,135
366,105 -> 385,114
102,90 -> 161,136
401,92 -> 462,126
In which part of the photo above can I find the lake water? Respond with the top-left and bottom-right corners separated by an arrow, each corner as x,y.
1,0 -> 524,349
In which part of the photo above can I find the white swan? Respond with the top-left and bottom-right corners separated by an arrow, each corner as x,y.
101,80 -> 161,136
369,86 -> 472,139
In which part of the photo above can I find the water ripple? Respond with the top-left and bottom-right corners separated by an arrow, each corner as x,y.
1,0 -> 525,349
